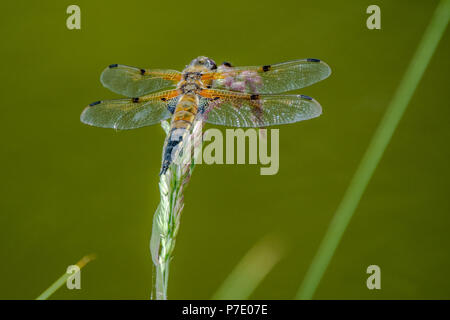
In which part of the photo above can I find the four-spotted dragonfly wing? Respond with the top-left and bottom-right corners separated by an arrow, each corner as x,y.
81,90 -> 180,130
100,64 -> 182,97
202,59 -> 331,94
199,89 -> 322,128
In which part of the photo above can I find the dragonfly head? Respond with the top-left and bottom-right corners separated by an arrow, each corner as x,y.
189,56 -> 217,71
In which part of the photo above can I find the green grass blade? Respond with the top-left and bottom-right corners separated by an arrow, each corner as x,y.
36,272 -> 70,300
296,0 -> 450,300
36,254 -> 96,300
212,235 -> 284,300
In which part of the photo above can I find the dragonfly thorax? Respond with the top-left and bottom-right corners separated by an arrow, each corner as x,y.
183,72 -> 202,81
179,81 -> 201,94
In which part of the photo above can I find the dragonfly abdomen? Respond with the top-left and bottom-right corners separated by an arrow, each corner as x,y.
160,94 -> 199,175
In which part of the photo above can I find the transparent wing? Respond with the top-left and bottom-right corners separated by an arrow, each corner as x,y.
100,64 -> 181,97
199,89 -> 322,128
202,59 -> 331,94
81,90 -> 180,130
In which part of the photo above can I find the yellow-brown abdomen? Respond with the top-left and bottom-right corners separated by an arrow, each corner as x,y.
160,94 -> 199,175
172,94 -> 198,128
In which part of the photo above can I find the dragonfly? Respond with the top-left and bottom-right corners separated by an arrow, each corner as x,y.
81,56 -> 331,174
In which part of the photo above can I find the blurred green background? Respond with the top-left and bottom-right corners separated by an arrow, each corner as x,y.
1,0 -> 449,299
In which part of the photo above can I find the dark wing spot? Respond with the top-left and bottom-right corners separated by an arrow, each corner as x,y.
307,58 -> 321,62
140,69 -> 146,75
222,61 -> 232,67
262,65 -> 271,72
89,101 -> 101,106
206,85 -> 212,89
161,97 -> 167,101
132,97 -> 139,103
250,94 -> 260,100
108,64 -> 118,68
213,97 -> 220,100
301,94 -> 313,101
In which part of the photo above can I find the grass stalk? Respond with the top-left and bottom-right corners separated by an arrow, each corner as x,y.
297,0 -> 450,300
36,254 -> 96,300
150,119 -> 203,300
212,235 -> 284,300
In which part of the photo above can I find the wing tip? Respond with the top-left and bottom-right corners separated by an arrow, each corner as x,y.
312,99 -> 323,118
315,103 -> 323,117
80,107 -> 91,125
306,58 -> 332,78
80,108 -> 115,129
299,94 -> 323,118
